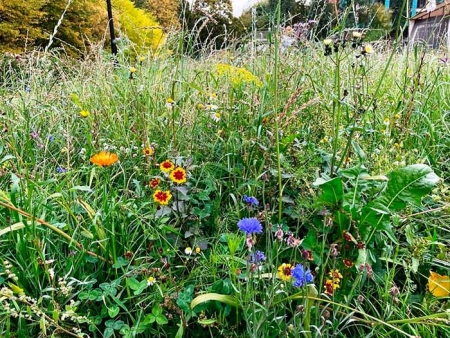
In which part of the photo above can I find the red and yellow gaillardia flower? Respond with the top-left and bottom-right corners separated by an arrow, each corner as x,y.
169,167 -> 187,184
277,263 -> 293,281
149,178 -> 160,189
160,160 -> 175,173
153,189 -> 172,205
90,151 -> 119,167
143,147 -> 154,156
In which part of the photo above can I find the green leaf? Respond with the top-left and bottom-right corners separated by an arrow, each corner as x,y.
0,222 -> 25,236
156,314 -> 168,325
316,177 -> 343,206
190,293 -> 239,309
198,318 -> 216,325
108,306 -> 120,318
361,164 -> 440,230
100,283 -> 117,297
152,305 -> 163,316
175,320 -> 184,338
351,140 -> 366,160
112,257 -> 129,269
133,280 -> 148,295
104,328 -> 114,338
127,277 -> 141,290
377,164 -> 440,211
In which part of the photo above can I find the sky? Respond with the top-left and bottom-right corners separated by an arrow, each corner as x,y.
187,0 -> 264,17
231,0 -> 263,17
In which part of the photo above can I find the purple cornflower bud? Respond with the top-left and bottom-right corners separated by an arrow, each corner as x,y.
243,195 -> 259,207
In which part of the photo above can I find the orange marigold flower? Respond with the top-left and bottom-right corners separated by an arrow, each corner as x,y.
90,151 -> 119,167
160,160 -> 175,173
277,263 -> 293,281
143,147 -> 154,156
153,189 -> 172,205
149,178 -> 160,189
429,271 -> 450,297
169,167 -> 187,184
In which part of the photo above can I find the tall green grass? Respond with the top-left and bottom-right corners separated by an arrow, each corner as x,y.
0,22 -> 450,338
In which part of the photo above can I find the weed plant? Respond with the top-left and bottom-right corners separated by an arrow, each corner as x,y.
0,8 -> 450,338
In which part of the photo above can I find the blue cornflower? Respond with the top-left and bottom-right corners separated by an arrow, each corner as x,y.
243,195 -> 259,206
47,135 -> 54,142
238,217 -> 263,235
250,250 -> 266,265
292,264 -> 314,288
56,166 -> 68,174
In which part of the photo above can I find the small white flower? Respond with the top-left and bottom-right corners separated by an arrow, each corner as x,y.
211,112 -> 221,122
205,104 -> 218,111
147,276 -> 156,286
185,247 -> 193,255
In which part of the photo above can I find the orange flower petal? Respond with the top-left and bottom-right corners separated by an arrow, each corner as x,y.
428,271 -> 450,297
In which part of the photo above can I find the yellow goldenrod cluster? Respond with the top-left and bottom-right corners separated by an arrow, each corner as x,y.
214,64 -> 262,87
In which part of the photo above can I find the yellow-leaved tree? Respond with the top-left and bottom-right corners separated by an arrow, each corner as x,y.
134,0 -> 180,30
0,0 -> 47,53
113,0 -> 164,51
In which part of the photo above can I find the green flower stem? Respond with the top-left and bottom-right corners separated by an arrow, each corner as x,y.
330,54 -> 341,177
274,0 -> 282,222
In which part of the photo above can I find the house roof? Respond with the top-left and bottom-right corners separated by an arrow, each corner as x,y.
411,0 -> 450,20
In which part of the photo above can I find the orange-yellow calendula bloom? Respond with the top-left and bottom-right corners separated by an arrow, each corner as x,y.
90,151 -> 119,167
277,263 -> 293,281
428,271 -> 450,297
169,167 -> 187,184
160,160 -> 175,173
153,189 -> 172,205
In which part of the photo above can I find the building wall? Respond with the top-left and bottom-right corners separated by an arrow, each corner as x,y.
409,15 -> 449,48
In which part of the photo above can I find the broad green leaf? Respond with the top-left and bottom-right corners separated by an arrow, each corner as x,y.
190,293 -> 239,309
361,164 -> 439,230
316,177 -> 343,206
377,164 -> 440,211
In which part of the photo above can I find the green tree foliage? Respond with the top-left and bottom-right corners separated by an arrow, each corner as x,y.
113,0 -> 164,51
268,0 -> 300,21
0,0 -> 47,53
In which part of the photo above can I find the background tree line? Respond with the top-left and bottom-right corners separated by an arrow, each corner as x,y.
0,0 -> 397,57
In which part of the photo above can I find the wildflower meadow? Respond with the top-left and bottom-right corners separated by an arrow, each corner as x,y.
1,18 -> 450,338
